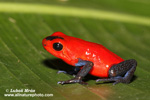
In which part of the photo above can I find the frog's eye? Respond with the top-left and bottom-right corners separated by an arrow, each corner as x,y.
53,42 -> 63,51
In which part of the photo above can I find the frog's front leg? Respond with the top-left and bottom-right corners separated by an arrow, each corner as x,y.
96,59 -> 137,85
57,59 -> 93,85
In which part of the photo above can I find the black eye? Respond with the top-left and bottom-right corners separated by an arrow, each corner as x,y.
53,43 -> 63,51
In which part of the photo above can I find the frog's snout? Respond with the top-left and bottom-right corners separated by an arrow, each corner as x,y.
42,38 -> 47,47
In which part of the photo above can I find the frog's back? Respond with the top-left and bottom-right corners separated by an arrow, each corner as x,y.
66,36 -> 124,77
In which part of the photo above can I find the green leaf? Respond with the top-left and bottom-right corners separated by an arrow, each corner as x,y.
0,0 -> 150,100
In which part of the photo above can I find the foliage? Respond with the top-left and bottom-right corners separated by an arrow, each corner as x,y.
0,0 -> 150,100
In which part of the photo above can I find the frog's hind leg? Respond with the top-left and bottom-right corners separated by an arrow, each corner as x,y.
96,59 -> 137,85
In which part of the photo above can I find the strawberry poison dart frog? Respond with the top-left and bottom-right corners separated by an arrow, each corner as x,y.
42,32 -> 137,85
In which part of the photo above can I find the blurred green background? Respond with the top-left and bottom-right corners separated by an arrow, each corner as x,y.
0,0 -> 150,100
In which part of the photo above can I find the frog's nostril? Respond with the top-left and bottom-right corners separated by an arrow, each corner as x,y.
44,44 -> 46,46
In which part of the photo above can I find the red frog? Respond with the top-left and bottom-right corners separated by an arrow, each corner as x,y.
42,32 -> 137,85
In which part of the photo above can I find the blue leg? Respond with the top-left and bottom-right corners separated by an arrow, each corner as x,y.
96,59 -> 137,85
58,59 -> 93,85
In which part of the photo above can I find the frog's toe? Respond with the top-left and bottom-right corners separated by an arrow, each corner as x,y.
57,79 -> 77,85
57,70 -> 77,76
57,81 -> 65,85
57,70 -> 67,74
57,78 -> 85,85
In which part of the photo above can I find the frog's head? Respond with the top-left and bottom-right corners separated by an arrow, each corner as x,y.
42,32 -> 73,63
